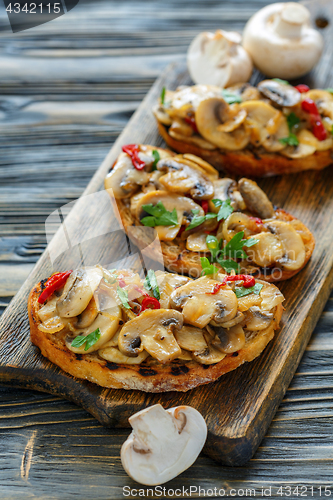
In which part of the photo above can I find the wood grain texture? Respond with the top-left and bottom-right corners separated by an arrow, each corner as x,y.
1,58 -> 333,467
1,0 -> 333,495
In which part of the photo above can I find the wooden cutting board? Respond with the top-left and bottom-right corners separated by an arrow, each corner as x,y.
1,56 -> 333,466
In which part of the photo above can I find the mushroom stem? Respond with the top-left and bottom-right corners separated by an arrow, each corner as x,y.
272,3 -> 309,39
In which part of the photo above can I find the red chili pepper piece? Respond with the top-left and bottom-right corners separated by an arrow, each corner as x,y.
206,282 -> 226,295
118,279 -> 126,288
249,216 -> 263,225
301,98 -> 318,115
38,270 -> 72,304
177,225 -> 186,237
310,115 -> 327,141
141,296 -> 160,311
301,99 -> 327,141
295,84 -> 310,93
201,200 -> 209,214
223,274 -> 255,288
184,115 -> 199,134
122,144 -> 146,170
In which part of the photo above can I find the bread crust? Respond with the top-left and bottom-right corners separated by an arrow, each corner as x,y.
158,121 -> 333,177
28,280 -> 283,393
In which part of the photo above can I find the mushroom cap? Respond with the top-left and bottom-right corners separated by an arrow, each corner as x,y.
242,2 -> 324,79
187,29 -> 253,87
121,404 -> 207,485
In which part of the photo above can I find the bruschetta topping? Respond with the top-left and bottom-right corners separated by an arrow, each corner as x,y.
154,83 -> 333,157
35,267 -> 284,365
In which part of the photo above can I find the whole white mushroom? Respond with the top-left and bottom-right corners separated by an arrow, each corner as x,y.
187,30 -> 253,87
242,2 -> 324,79
121,404 -> 207,485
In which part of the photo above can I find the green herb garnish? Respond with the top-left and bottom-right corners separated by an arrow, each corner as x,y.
141,201 -> 178,227
185,211 -> 217,231
160,86 -> 166,105
117,285 -> 131,309
152,149 -> 160,171
221,89 -> 242,104
212,198 -> 234,222
287,112 -> 300,132
234,282 -> 263,298
325,88 -> 333,94
200,257 -> 219,276
279,133 -> 299,147
272,78 -> 289,85
71,328 -> 101,351
144,269 -> 160,300
205,231 -> 259,273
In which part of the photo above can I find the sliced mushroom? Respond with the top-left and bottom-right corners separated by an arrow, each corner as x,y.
238,178 -> 275,219
186,232 -> 209,252
227,82 -> 261,101
66,307 -> 122,354
177,349 -> 193,361
57,267 -> 103,318
259,281 -> 284,311
169,129 -> 218,150
243,306 -> 273,331
105,152 -> 150,199
38,295 -> 59,323
195,97 -> 250,151
267,220 -> 306,271
156,272 -> 190,309
38,316 -> 69,334
209,178 -> 238,213
181,154 -> 219,180
237,293 -> 262,312
175,325 -> 208,352
169,118 -> 194,137
240,100 -> 284,148
219,310 -> 244,328
118,309 -> 183,363
74,296 -> 99,329
217,104 -> 247,133
293,128 -> 333,152
157,157 -> 214,201
121,404 -> 207,485
170,277 -> 238,328
258,80 -> 301,108
98,346 -> 149,364
152,105 -> 172,126
192,333 -> 227,364
168,84 -> 222,117
136,190 -> 204,241
221,212 -> 262,242
211,324 -> 246,353
281,129 -> 317,159
247,231 -> 284,267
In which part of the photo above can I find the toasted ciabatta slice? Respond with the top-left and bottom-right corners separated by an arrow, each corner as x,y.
153,82 -> 333,177
29,266 -> 284,392
105,145 -> 315,282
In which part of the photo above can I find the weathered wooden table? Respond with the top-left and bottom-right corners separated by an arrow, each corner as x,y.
0,0 -> 333,498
